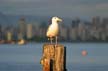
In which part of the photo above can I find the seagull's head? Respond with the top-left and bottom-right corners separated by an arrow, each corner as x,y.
52,16 -> 62,23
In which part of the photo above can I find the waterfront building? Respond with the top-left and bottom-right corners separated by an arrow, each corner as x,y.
27,24 -> 33,39
18,17 -> 26,39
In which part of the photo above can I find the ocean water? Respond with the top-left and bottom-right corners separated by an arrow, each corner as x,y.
0,42 -> 108,71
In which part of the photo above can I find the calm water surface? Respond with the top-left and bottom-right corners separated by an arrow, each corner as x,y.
0,43 -> 108,71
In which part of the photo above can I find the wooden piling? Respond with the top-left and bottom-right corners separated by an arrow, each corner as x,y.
40,44 -> 67,71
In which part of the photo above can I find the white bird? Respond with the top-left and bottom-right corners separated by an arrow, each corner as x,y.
46,16 -> 62,45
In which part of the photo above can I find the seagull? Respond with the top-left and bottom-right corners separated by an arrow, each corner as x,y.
46,16 -> 62,45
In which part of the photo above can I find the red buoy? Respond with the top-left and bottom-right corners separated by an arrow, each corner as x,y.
81,50 -> 88,56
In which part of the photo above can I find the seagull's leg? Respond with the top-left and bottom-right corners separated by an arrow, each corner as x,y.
55,36 -> 58,45
50,37 -> 53,44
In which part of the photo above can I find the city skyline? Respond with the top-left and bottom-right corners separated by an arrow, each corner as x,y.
0,16 -> 108,42
0,0 -> 108,19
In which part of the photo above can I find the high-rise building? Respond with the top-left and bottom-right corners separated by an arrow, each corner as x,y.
32,23 -> 40,36
102,18 -> 108,36
18,17 -> 26,39
27,24 -> 33,39
105,24 -> 108,36
92,16 -> 100,25
72,17 -> 80,28
7,31 -> 12,41
60,25 -> 68,40
0,25 -> 2,40
102,17 -> 108,25
69,27 -> 78,41
78,22 -> 86,40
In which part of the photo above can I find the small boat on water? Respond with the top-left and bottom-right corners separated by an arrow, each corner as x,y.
18,39 -> 26,45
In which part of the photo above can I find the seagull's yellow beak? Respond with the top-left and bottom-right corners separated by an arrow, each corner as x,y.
57,18 -> 62,23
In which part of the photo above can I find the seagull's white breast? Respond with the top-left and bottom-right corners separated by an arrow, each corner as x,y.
46,23 -> 59,37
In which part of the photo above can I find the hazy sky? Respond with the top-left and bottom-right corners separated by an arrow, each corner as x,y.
0,0 -> 108,18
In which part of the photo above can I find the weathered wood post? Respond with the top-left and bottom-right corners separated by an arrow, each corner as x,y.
40,44 -> 67,71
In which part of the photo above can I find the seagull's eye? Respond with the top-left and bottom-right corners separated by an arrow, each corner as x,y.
54,17 -> 56,19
